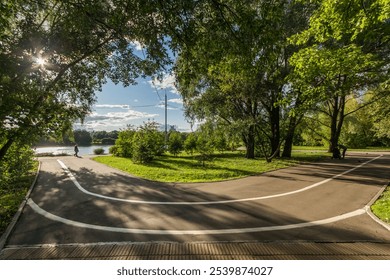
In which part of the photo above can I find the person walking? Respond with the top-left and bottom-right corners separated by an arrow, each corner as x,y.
74,144 -> 79,157
338,144 -> 347,159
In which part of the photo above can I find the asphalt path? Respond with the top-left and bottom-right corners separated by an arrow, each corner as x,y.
5,153 -> 390,247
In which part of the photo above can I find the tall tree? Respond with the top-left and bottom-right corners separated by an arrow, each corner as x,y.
290,0 -> 389,152
0,0 -> 171,161
174,0 -> 313,159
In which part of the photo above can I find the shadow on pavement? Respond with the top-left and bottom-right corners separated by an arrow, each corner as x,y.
3,155 -> 390,260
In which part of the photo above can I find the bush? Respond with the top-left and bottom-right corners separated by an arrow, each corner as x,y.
109,145 -> 118,155
184,133 -> 197,155
0,141 -> 37,235
114,129 -> 135,157
0,142 -> 35,191
196,134 -> 214,166
131,122 -> 165,163
168,131 -> 183,156
93,148 -> 105,155
131,132 -> 154,163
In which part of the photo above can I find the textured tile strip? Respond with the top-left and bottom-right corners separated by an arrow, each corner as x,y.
1,242 -> 390,260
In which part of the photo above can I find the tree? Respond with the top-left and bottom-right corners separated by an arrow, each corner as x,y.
195,128 -> 215,166
174,0 -> 313,159
131,121 -> 164,163
113,127 -> 136,158
73,130 -> 92,146
183,133 -> 197,155
0,0 -> 172,162
290,0 -> 389,152
371,93 -> 390,144
168,131 -> 183,156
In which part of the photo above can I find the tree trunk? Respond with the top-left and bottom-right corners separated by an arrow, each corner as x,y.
0,138 -> 14,161
243,124 -> 256,159
282,116 -> 296,158
270,105 -> 280,157
328,95 -> 346,152
282,112 -> 304,158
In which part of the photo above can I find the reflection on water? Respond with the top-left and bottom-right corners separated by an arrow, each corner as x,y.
35,145 -> 113,156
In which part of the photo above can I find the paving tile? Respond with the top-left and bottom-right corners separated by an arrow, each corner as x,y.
1,242 -> 390,260
357,243 -> 390,255
67,246 -> 94,258
3,247 -> 39,259
110,244 -> 134,256
0,249 -> 19,260
87,244 -> 115,257
149,243 -> 171,256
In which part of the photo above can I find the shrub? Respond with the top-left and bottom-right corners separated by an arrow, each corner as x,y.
131,121 -> 165,163
93,148 -> 105,155
184,133 -> 197,155
0,142 -> 35,191
196,134 -> 214,166
114,128 -> 135,157
168,131 -> 183,156
109,145 -> 118,155
131,132 -> 154,163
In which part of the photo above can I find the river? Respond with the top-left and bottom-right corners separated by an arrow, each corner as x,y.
35,145 -> 113,156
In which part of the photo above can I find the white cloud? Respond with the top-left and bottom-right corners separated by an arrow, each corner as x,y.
168,98 -> 183,104
80,109 -> 159,131
148,73 -> 179,95
95,104 -> 130,109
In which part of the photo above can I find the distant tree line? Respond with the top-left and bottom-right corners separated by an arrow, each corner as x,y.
35,130 -> 119,146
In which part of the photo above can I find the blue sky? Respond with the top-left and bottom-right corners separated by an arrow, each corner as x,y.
74,75 -> 192,132
74,42 -> 193,132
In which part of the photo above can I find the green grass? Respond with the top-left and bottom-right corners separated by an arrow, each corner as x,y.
293,145 -> 328,151
349,147 -> 390,152
93,151 -> 329,183
293,145 -> 390,152
0,161 -> 39,236
371,185 -> 390,224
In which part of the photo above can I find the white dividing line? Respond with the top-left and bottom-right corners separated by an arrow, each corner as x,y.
57,155 -> 383,205
27,198 -> 366,235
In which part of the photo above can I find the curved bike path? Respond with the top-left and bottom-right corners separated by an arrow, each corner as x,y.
1,152 -> 390,259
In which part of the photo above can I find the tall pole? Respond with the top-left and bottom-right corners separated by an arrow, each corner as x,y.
165,91 -> 168,145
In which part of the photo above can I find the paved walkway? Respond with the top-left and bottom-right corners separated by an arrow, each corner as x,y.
1,152 -> 390,259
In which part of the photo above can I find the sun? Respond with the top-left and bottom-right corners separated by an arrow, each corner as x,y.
35,57 -> 46,67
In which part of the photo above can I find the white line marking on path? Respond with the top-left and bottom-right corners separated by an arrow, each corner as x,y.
27,198 -> 366,235
57,155 -> 382,205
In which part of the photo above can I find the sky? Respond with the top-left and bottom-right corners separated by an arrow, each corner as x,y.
74,75 -> 192,132
73,43 -> 194,133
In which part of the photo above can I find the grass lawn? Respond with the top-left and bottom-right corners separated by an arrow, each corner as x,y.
0,161 -> 39,236
293,145 -> 390,152
93,151 -> 329,183
371,185 -> 390,224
